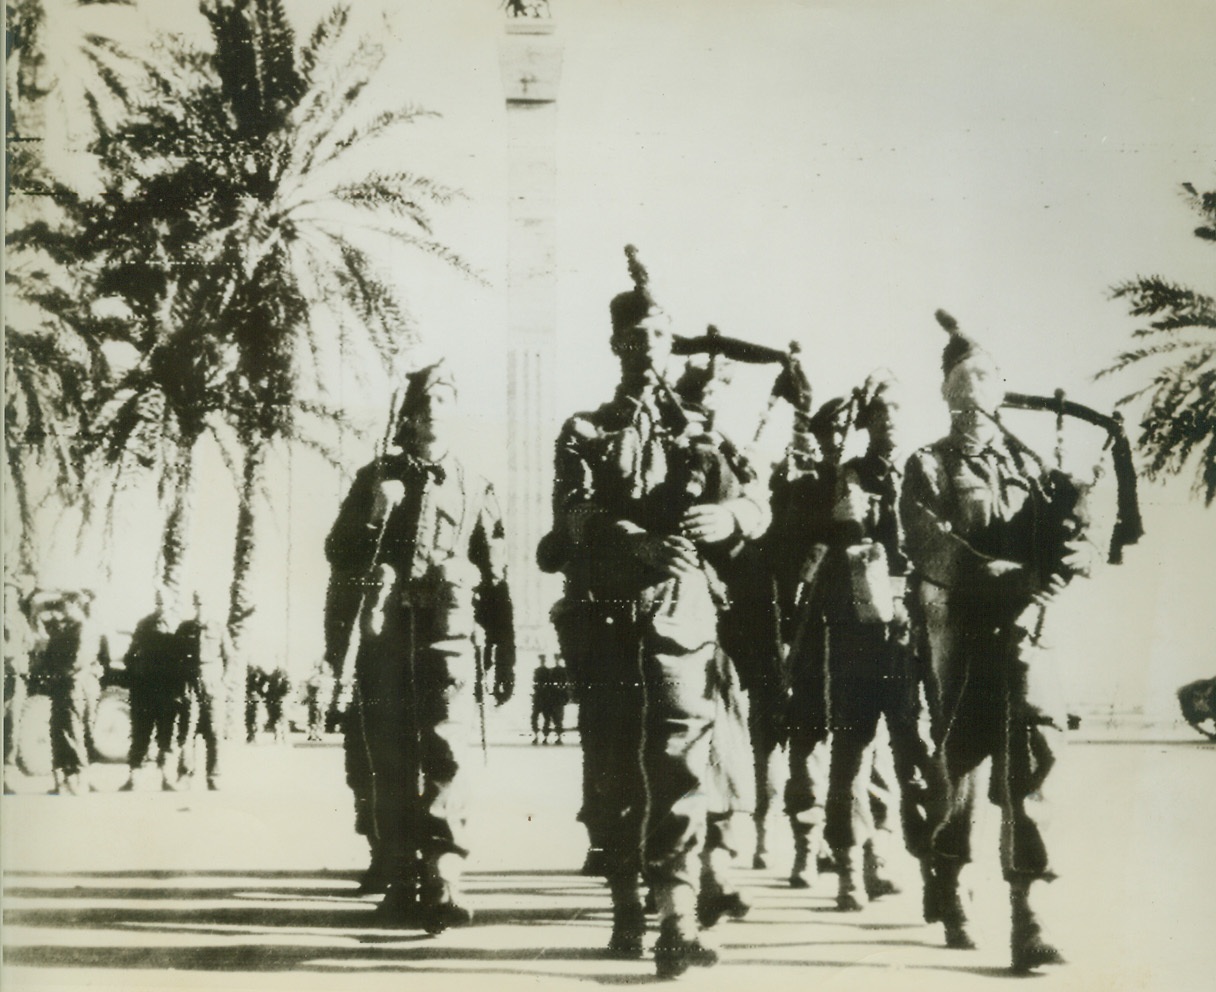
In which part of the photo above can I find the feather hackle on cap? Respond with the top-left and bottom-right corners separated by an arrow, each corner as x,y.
935,309 -> 958,334
624,244 -> 649,291
611,244 -> 661,332
935,308 -> 980,376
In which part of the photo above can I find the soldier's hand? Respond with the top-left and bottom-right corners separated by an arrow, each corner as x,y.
1032,573 -> 1069,607
370,479 -> 405,526
493,667 -> 515,706
832,487 -> 872,524
628,532 -> 700,577
890,596 -> 910,642
983,558 -> 1036,601
681,504 -> 737,545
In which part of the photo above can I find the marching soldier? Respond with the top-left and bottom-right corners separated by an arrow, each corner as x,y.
544,246 -> 768,977
816,371 -> 937,911
325,360 -> 515,932
902,311 -> 1095,972
773,396 -> 850,887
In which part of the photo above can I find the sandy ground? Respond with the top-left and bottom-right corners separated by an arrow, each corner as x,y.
3,725 -> 1214,992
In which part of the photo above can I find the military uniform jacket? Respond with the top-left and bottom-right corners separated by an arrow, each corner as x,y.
901,433 -> 1044,603
552,386 -> 768,651
325,451 -> 513,654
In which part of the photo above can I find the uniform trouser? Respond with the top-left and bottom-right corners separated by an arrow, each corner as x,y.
178,671 -> 225,780
356,630 -> 478,884
4,667 -> 28,768
746,677 -> 788,836
577,680 -> 646,870
127,679 -> 176,770
344,690 -> 374,841
822,623 -> 936,858
639,632 -> 718,893
784,618 -> 829,823
49,673 -> 99,776
579,638 -> 716,895
922,593 -> 1061,882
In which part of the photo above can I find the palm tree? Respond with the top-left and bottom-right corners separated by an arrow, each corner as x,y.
5,0 -> 143,186
1098,180 -> 1216,506
71,0 -> 474,728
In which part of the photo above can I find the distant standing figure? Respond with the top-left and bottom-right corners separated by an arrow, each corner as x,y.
531,655 -> 570,744
120,591 -> 183,791
4,578 -> 35,792
42,591 -> 106,795
263,668 -> 292,743
175,591 -> 232,791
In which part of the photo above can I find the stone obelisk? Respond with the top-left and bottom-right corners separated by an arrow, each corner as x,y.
499,11 -> 563,654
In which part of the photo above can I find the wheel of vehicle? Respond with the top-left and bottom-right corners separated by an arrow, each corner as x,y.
91,686 -> 132,763
16,694 -> 53,777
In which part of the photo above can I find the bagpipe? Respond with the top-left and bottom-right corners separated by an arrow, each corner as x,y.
996,390 -> 1144,570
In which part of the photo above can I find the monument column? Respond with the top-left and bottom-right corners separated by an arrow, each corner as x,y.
498,9 -> 563,654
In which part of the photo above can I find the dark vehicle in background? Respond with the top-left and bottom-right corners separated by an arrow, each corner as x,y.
1178,677 -> 1216,740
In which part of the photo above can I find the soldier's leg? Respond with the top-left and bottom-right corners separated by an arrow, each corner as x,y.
698,653 -> 754,929
122,685 -> 155,788
879,645 -> 941,918
747,679 -> 785,869
823,623 -> 884,911
926,632 -> 999,949
151,685 -> 177,788
785,613 -> 831,883
4,668 -> 28,779
200,675 -> 224,788
412,640 -> 479,933
995,621 -> 1067,972
642,635 -> 718,978
175,686 -> 201,783
359,634 -> 420,923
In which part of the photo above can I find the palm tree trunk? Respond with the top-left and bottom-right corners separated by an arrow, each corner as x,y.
2,438 -> 37,576
225,437 -> 267,740
159,433 -> 200,607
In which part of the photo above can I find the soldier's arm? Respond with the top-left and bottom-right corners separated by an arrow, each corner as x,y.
900,449 -> 992,589
324,463 -> 384,574
470,481 -> 516,681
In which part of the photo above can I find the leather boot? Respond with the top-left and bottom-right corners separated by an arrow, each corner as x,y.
919,859 -> 939,923
834,847 -> 868,912
752,814 -> 768,870
418,853 -> 472,935
862,839 -> 900,900
698,845 -> 750,928
607,874 -> 646,959
1010,878 -> 1065,973
653,881 -> 718,979
789,817 -> 811,888
935,859 -> 976,949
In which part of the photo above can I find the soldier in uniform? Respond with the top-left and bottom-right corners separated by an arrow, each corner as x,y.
773,396 -> 849,887
120,591 -> 183,791
42,590 -> 106,795
545,246 -> 768,977
3,577 -> 35,792
174,590 -> 232,791
816,371 -> 937,912
325,360 -> 515,932
902,311 -> 1093,972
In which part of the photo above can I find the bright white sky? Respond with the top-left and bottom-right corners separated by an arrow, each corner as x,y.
27,0 -> 1216,715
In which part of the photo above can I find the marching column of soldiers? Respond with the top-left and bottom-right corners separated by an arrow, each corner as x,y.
317,242 -> 1138,978
3,241 -> 1138,980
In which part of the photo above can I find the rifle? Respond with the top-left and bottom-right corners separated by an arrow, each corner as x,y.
1000,390 -> 1144,564
331,387 -> 405,714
